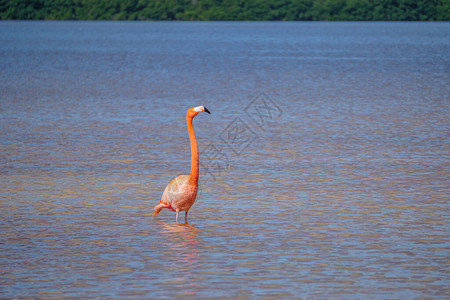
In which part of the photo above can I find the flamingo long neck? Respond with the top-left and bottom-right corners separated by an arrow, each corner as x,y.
187,116 -> 199,185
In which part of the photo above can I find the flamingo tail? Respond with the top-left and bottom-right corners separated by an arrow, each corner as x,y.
153,203 -> 165,216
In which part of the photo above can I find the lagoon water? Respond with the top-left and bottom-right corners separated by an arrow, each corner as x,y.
1,21 -> 449,298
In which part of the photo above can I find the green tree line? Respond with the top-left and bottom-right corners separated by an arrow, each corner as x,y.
1,0 -> 449,21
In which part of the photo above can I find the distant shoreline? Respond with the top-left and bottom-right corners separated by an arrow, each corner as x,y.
2,19 -> 448,22
1,0 -> 448,22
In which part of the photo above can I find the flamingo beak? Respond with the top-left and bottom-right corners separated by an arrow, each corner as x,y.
204,106 -> 211,114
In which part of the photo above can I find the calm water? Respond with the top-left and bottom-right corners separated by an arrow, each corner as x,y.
1,21 -> 449,298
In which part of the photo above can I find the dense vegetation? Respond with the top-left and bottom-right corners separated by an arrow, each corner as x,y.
1,0 -> 449,21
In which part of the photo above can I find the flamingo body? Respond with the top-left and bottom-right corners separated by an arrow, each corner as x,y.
153,106 -> 210,222
154,175 -> 197,214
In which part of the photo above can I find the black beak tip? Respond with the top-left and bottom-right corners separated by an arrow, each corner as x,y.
204,107 -> 211,114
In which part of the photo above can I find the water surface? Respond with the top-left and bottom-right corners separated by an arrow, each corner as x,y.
0,21 -> 449,298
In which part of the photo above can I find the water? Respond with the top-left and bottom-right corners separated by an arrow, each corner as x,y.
1,21 -> 449,298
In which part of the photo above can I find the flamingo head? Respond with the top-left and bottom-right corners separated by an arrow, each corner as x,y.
187,106 -> 211,118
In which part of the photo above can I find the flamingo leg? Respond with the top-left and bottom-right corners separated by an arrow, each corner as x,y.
185,211 -> 188,223
176,209 -> 180,222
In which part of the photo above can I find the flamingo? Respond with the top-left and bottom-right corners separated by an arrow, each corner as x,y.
153,106 -> 211,222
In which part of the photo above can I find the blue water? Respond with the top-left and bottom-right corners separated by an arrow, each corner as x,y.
0,21 -> 449,298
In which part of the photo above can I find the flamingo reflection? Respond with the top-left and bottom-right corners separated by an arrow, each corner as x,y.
154,219 -> 203,268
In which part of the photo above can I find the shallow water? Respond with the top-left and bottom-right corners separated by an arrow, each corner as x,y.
1,21 -> 449,298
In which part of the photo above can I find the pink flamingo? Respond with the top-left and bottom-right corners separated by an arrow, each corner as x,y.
153,106 -> 211,222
